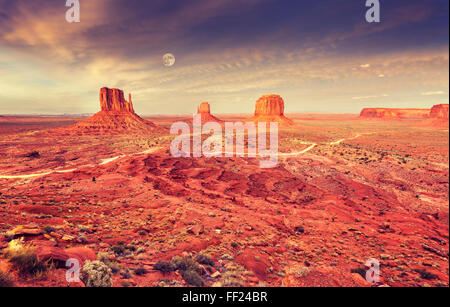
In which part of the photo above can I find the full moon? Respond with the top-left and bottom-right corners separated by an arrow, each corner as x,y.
163,53 -> 175,67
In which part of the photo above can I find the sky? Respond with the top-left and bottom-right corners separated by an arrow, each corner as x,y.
0,0 -> 448,115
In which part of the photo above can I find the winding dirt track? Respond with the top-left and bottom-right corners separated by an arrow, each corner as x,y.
0,147 -> 161,179
0,133 -> 372,179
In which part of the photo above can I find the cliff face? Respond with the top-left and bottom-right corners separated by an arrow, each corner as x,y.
100,87 -> 135,113
360,108 -> 430,119
430,104 -> 449,119
254,95 -> 285,116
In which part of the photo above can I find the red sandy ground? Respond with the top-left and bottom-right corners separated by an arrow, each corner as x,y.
0,115 -> 448,287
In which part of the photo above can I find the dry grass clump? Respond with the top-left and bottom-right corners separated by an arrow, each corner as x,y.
4,239 -> 49,277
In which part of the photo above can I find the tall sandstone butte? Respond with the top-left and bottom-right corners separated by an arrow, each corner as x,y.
196,102 -> 223,123
248,95 -> 294,125
60,87 -> 159,135
100,87 -> 135,113
255,95 -> 285,116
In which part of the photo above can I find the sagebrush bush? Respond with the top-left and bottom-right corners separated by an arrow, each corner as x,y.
182,270 -> 204,287
172,256 -> 198,272
81,260 -> 113,287
134,267 -> 148,276
196,254 -> 214,266
153,260 -> 175,273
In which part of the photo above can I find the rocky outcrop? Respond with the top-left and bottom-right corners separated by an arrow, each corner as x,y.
429,104 -> 449,119
60,87 -> 161,135
99,87 -> 135,113
196,102 -> 223,123
360,108 -> 430,119
247,95 -> 294,125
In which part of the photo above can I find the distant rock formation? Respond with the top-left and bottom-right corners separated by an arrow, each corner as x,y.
99,87 -> 135,113
417,104 -> 449,129
196,102 -> 223,123
360,108 -> 430,119
429,104 -> 449,119
247,95 -> 294,125
60,87 -> 160,135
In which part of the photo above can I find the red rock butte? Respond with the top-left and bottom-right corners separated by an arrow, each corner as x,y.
360,108 -> 430,119
430,104 -> 449,119
418,104 -> 449,129
247,95 -> 294,125
100,87 -> 135,113
60,87 -> 159,135
196,102 -> 223,123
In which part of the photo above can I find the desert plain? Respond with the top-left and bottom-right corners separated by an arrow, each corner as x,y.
0,93 -> 448,287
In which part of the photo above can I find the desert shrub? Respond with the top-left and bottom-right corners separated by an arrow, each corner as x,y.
4,238 -> 31,258
110,245 -> 126,255
0,271 -> 14,287
120,268 -> 132,279
109,263 -> 121,275
126,245 -> 137,252
172,256 -> 199,272
415,269 -> 438,280
196,254 -> 214,266
153,260 -> 175,273
25,151 -> 40,158
134,267 -> 148,276
5,239 -> 48,277
81,260 -> 113,287
182,270 -> 204,287
9,253 -> 48,277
